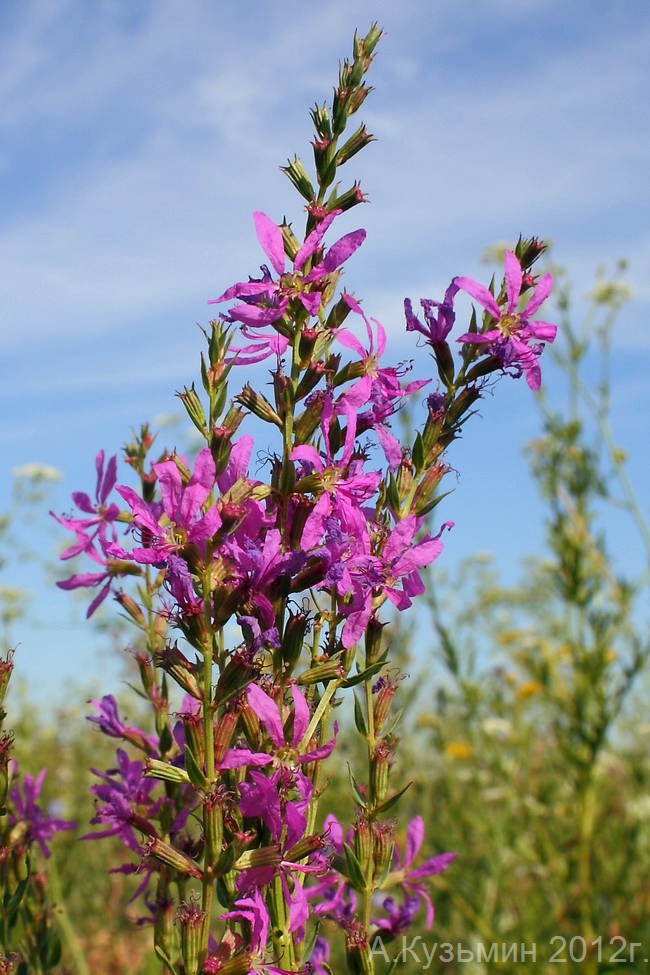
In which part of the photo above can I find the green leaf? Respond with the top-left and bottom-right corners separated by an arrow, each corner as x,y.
184,746 -> 209,791
5,873 -> 30,925
343,659 -> 386,688
154,944 -> 180,975
353,692 -> 367,735
343,842 -> 367,890
347,764 -> 367,809
372,781 -> 412,815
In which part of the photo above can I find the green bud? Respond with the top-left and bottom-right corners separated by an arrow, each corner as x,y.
0,651 -> 14,708
144,759 -> 191,785
176,898 -> 206,975
214,709 -> 238,764
176,384 -> 207,436
280,609 -> 310,674
309,103 -> 333,142
296,659 -> 344,685
433,340 -> 456,386
213,653 -> 258,709
373,820 -> 395,877
281,156 -> 316,203
326,181 -> 367,213
370,739 -> 394,804
203,790 -> 224,865
335,124 -> 374,166
346,924 -> 374,975
364,615 -> 386,668
144,837 -> 203,879
236,384 -> 282,427
154,644 -> 203,701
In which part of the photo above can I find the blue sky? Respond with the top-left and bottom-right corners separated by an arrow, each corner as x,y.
1,0 -> 649,702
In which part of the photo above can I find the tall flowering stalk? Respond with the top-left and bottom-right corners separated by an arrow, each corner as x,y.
54,25 -> 556,974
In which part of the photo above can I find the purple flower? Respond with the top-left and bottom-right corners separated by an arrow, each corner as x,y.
87,695 -> 158,753
404,283 -> 459,344
373,895 -> 420,939
53,451 -> 134,616
209,210 -> 366,330
390,816 -> 456,927
221,890 -> 295,974
86,748 -> 161,853
9,768 -> 76,858
52,450 -> 120,560
455,252 -> 556,391
380,517 -> 452,611
111,448 -> 221,566
338,294 -> 429,469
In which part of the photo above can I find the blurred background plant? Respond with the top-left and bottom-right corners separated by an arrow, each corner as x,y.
3,258 -> 648,974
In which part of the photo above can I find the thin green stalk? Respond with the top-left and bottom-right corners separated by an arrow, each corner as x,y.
48,852 -> 92,975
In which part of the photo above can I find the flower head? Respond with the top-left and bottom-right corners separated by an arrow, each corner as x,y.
389,816 -> 456,927
455,251 -> 556,390
9,768 -> 76,858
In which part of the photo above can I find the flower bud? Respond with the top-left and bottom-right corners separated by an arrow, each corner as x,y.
144,837 -> 203,879
364,614 -> 386,667
218,955 -> 254,975
235,385 -> 282,427
373,820 -> 395,877
213,653 -> 258,708
284,833 -> 325,864
177,384 -> 208,437
370,739 -> 394,804
373,677 -> 399,733
237,696 -> 260,749
0,651 -> 14,711
296,659 -> 344,685
144,759 -> 191,785
335,124 -> 374,167
353,813 -> 372,871
326,181 -> 367,213
154,644 -> 203,701
280,609 -> 310,674
0,731 -> 14,812
433,340 -> 456,386
176,897 -> 206,975
345,922 -> 374,975
214,709 -> 238,765
153,897 -> 176,964
203,789 -> 224,865
234,845 -> 281,872
281,155 -> 316,203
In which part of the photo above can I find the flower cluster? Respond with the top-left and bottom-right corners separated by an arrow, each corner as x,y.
53,25 -> 555,975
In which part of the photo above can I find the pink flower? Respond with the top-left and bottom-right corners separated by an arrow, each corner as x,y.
111,448 -> 221,565
209,210 -> 365,330
338,294 -> 429,469
52,450 -> 120,561
455,251 -> 556,390
390,816 -> 456,927
380,517 -> 451,611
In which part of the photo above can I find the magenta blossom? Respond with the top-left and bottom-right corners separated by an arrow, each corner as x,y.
9,768 -> 76,858
390,816 -> 456,927
455,251 -> 556,390
209,210 -> 366,329
380,516 -> 452,611
111,448 -> 221,566
51,450 -> 120,561
404,282 -> 459,345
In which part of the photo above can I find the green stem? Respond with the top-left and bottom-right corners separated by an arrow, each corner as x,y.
199,578 -> 218,965
48,852 -> 92,975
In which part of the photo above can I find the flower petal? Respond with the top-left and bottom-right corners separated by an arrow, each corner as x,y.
254,211 -> 286,276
